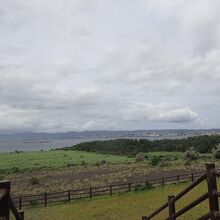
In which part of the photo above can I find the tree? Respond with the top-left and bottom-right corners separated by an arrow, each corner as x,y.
212,144 -> 220,159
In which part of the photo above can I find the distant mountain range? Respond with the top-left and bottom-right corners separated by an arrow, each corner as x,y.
0,129 -> 220,140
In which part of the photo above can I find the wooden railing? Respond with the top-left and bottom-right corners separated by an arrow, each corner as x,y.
0,170 -> 205,219
142,163 -> 220,220
10,171 -> 204,209
0,181 -> 24,220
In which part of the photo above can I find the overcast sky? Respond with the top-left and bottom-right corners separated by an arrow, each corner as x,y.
0,0 -> 220,133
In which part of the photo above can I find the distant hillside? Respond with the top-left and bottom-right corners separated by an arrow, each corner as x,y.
0,129 -> 220,140
0,130 -> 131,140
64,135 -> 220,155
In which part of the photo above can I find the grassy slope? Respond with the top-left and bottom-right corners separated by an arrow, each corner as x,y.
23,181 -> 210,220
1,150 -> 213,174
0,150 -> 133,173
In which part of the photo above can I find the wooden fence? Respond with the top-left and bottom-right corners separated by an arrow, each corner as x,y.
0,181 -> 24,220
142,163 -> 220,220
9,171 -> 204,209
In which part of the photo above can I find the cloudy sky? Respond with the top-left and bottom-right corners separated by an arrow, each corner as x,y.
0,0 -> 220,132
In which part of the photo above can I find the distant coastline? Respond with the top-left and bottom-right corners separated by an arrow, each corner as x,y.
0,129 -> 219,153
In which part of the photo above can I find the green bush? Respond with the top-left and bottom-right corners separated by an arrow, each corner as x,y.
159,159 -> 172,168
66,163 -> 77,167
95,161 -> 100,166
80,161 -> 88,166
184,147 -> 199,160
134,181 -> 153,192
135,152 -> 145,162
150,156 -> 160,166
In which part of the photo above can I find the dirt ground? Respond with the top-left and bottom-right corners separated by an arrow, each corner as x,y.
5,162 -> 203,196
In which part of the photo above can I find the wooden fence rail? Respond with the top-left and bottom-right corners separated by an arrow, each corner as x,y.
7,171 -> 204,209
142,163 -> 220,220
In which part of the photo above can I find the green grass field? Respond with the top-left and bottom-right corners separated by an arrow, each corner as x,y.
0,150 -> 133,174
21,181 -> 210,220
0,150 -> 214,175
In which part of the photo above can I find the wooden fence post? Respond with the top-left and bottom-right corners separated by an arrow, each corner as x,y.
128,183 -> 131,192
90,187 -> 92,199
0,181 -> 11,220
206,163 -> 219,220
110,185 -> 112,196
191,173 -> 194,182
68,190 -> 71,203
168,195 -> 176,220
19,196 -> 22,210
18,210 -> 24,220
161,177 -> 165,187
44,192 -> 47,207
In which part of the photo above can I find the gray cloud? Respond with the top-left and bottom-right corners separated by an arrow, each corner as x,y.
0,0 -> 220,132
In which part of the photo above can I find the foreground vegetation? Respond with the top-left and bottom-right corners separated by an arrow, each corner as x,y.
68,135 -> 220,155
21,181 -> 211,220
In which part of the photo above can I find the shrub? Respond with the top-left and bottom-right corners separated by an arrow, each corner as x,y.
95,161 -> 100,166
81,161 -> 87,166
150,156 -> 160,166
134,181 -> 153,192
66,163 -> 77,167
30,176 -> 40,185
184,147 -> 199,160
135,152 -> 145,162
212,144 -> 220,159
159,159 -> 172,168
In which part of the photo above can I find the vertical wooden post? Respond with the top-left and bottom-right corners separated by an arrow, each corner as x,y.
44,192 -> 47,207
0,181 -> 11,220
90,187 -> 92,199
168,195 -> 176,220
18,210 -> 24,220
161,177 -> 165,187
206,163 -> 219,220
110,185 -> 112,196
191,173 -> 194,182
19,196 -> 22,210
128,183 -> 131,192
68,190 -> 71,203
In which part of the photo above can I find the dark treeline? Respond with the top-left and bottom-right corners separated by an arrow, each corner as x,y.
63,135 -> 220,155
